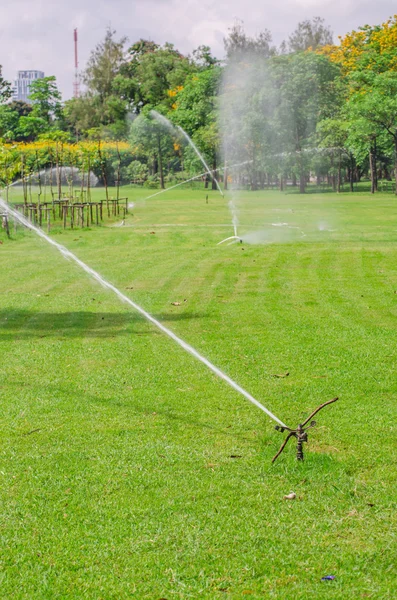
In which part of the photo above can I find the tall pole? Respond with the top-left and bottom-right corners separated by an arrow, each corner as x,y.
73,28 -> 80,98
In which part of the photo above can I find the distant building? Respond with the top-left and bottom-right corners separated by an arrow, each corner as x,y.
12,70 -> 45,103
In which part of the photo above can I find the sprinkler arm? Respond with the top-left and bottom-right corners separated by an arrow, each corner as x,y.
272,397 -> 338,463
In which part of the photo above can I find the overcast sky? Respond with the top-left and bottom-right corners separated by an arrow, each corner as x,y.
1,0 -> 396,100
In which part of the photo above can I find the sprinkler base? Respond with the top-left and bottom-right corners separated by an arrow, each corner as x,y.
272,397 -> 338,463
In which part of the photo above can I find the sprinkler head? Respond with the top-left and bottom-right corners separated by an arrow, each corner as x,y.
272,398 -> 338,463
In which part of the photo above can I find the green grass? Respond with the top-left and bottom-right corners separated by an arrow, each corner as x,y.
1,185 -> 397,599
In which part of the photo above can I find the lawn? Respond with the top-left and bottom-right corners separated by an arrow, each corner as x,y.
1,185 -> 397,599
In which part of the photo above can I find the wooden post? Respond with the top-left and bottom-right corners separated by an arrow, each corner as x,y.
2,216 -> 10,238
95,203 -> 99,225
63,206 -> 67,229
47,209 -> 51,233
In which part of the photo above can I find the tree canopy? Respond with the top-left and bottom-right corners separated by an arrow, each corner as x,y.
3,15 -> 397,193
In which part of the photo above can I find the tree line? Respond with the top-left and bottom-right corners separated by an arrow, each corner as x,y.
1,15 -> 397,193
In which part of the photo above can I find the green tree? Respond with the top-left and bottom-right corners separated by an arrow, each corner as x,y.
0,66 -> 12,104
347,71 -> 397,193
287,17 -> 333,52
17,116 -> 48,141
114,41 -> 194,112
272,51 -> 340,192
28,76 -> 62,124
0,105 -> 19,140
224,21 -> 276,61
84,28 -> 127,101
171,67 -> 222,187
65,29 -> 128,138
129,115 -> 174,188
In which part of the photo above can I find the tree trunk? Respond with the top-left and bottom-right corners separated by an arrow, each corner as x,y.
369,145 -> 377,194
337,151 -> 341,193
349,158 -> 354,192
292,174 -> 297,187
299,173 -> 306,194
212,156 -> 217,191
395,137 -> 397,196
157,134 -> 165,189
224,164 -> 228,190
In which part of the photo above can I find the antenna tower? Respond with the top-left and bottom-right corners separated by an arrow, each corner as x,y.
73,28 -> 80,98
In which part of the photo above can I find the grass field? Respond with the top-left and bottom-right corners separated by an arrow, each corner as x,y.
1,185 -> 397,599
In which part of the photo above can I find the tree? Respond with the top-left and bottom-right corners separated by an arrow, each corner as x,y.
114,41 -> 194,112
192,46 -> 219,69
17,116 -> 48,141
28,76 -> 62,124
8,100 -> 32,118
272,52 -> 340,192
224,21 -> 276,60
84,28 -> 127,100
129,115 -> 174,188
0,105 -> 19,139
287,17 -> 333,52
0,66 -> 12,104
171,67 -> 222,188
64,29 -> 129,138
347,71 -> 397,194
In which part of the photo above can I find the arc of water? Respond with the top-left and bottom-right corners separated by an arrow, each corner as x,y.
176,125 -> 224,197
149,110 -> 224,198
143,160 -> 253,202
217,236 -> 241,246
0,197 -> 288,429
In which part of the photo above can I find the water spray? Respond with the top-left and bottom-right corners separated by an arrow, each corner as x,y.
176,125 -> 224,197
1,199 -> 339,462
0,197 -> 287,430
143,160 -> 252,202
150,111 -> 224,198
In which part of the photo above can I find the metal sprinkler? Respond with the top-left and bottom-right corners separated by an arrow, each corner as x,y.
272,397 -> 338,463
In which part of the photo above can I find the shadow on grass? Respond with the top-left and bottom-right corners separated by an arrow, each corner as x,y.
0,309 -> 207,340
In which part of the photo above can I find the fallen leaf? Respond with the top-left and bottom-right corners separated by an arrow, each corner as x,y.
272,372 -> 289,378
23,428 -> 41,436
150,231 -> 156,234
171,302 -> 181,306
204,463 -> 217,469
230,455 -> 242,459
283,492 -> 296,500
